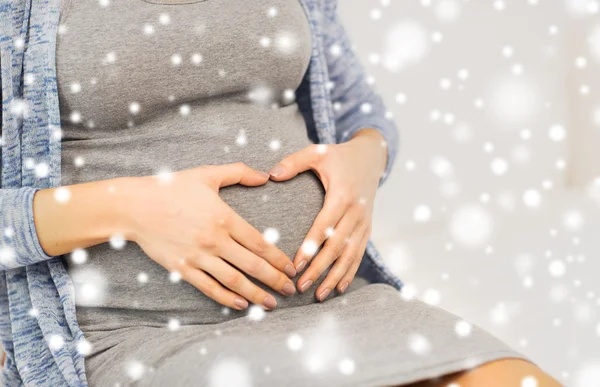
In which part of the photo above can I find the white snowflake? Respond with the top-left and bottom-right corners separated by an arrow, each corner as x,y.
407,333 -> 431,355
287,333 -> 303,351
301,239 -> 318,256
54,187 -> 71,203
247,305 -> 265,321
71,248 -> 88,265
109,233 -> 126,249
263,228 -> 280,245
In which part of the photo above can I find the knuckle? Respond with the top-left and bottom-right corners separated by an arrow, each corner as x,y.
334,243 -> 345,258
195,235 -> 217,250
234,162 -> 247,172
172,256 -> 188,271
190,252 -> 208,268
198,166 -> 219,185
245,259 -> 264,278
179,266 -> 192,281
243,287 -> 262,304
326,240 -> 343,258
225,272 -> 243,288
333,245 -> 344,260
254,237 -> 270,255
164,255 -> 185,273
347,191 -> 359,205
215,213 -> 232,229
345,253 -> 357,265
355,204 -> 367,216
198,282 -> 217,301
194,227 -> 221,250
338,192 -> 352,207
202,171 -> 218,186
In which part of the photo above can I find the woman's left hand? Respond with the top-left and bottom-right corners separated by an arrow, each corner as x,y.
267,129 -> 388,302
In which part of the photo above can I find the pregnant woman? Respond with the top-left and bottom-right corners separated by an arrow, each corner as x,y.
0,0 -> 561,386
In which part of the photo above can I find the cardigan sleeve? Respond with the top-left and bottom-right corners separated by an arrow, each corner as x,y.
0,187 -> 55,270
1,95 -> 55,271
322,2 -> 400,187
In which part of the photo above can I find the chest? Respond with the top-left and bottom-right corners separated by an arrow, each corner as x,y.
55,0 -> 312,131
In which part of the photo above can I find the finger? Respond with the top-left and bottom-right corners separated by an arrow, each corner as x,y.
219,237 -> 296,297
226,206 -> 297,278
209,162 -> 270,188
195,254 -> 279,310
338,225 -> 371,294
268,144 -> 327,181
297,204 -> 361,294
315,223 -> 368,301
180,264 -> 249,310
293,191 -> 352,272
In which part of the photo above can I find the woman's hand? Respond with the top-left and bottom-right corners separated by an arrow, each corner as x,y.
119,162 -> 298,311
268,129 -> 388,302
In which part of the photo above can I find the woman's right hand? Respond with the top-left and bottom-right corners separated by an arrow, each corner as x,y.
118,162 -> 298,311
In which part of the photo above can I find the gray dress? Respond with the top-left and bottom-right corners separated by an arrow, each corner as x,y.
56,0 -> 528,385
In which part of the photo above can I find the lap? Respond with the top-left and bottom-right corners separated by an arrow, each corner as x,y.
84,283 -> 528,387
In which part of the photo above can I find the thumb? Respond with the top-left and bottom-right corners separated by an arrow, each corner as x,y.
268,145 -> 323,181
211,162 -> 270,188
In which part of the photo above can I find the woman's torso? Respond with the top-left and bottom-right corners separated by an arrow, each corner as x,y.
57,0 -> 341,331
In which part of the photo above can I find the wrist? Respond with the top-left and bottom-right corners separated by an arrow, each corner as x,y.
349,128 -> 388,177
32,177 -> 141,257
110,176 -> 143,243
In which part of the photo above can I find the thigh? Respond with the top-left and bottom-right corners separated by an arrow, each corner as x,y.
134,284 -> 529,387
85,284 -> 531,387
401,358 -> 563,387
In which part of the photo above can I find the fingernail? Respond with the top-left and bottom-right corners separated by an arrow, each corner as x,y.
282,282 -> 296,296
269,165 -> 285,177
284,264 -> 297,277
299,279 -> 313,293
259,171 -> 270,179
263,295 -> 277,309
295,260 -> 307,273
340,281 -> 349,293
234,297 -> 249,309
318,288 -> 331,301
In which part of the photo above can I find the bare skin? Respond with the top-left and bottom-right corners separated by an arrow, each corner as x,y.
32,129 -> 386,310
30,130 -> 560,384
33,163 -> 298,311
268,128 -> 388,300
400,358 -> 563,387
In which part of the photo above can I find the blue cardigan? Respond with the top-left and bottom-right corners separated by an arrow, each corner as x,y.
0,0 -> 402,385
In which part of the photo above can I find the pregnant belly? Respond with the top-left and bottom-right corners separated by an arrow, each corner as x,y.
219,169 -> 325,261
63,103 -> 335,329
69,172 -> 327,330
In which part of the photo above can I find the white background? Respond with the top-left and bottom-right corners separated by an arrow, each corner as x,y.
338,0 -> 600,384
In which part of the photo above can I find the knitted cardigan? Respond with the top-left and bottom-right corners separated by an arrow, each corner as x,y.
0,0 -> 403,385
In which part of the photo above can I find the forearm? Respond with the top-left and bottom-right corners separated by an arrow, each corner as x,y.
350,128 -> 388,179
323,5 -> 399,187
32,177 -> 134,257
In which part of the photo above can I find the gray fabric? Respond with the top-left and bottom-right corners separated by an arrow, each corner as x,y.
57,0 -> 332,330
55,0 -> 527,385
83,283 -> 528,387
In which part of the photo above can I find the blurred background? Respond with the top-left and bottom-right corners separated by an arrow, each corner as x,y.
339,0 -> 600,385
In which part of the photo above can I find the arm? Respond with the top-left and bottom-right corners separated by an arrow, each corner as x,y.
322,0 -> 400,187
0,178 -> 131,270
1,54 -> 128,269
31,178 -> 134,257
